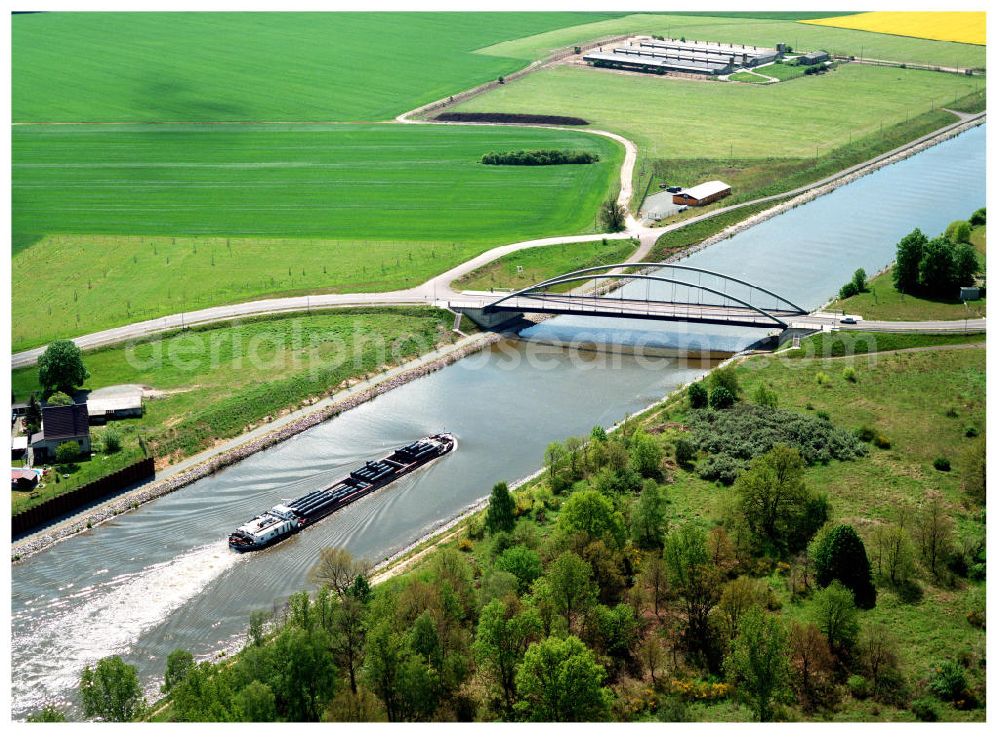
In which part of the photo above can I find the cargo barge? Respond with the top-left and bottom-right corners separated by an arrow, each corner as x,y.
228,433 -> 456,552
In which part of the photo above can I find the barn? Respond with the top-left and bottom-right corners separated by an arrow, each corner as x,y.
672,181 -> 732,206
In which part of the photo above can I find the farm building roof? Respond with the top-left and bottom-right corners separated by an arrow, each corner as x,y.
87,391 -> 143,417
40,403 -> 90,441
584,51 -> 729,74
636,38 -> 778,63
679,181 -> 731,201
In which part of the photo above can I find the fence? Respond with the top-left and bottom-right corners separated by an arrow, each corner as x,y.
12,457 -> 155,538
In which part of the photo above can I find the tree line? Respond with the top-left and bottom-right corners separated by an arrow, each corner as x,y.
481,150 -> 600,166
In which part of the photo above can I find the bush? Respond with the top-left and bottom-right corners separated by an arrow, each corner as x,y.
847,675 -> 869,699
707,366 -> 741,398
708,386 -> 735,410
911,698 -> 939,722
751,383 -> 778,408
968,207 -> 986,227
674,437 -> 696,467
964,425 -> 979,438
856,426 -> 876,442
687,382 -> 709,409
874,435 -> 892,450
842,367 -> 858,383
944,220 -> 972,244
932,457 -> 951,472
696,453 -> 745,485
839,281 -> 859,300
55,441 -> 82,464
481,149 -> 599,166
46,391 -> 74,406
102,428 -> 122,454
929,661 -> 967,702
816,410 -> 830,421
815,371 -> 831,386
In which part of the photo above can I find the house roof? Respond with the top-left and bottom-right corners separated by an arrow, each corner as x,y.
41,403 -> 90,441
87,392 -> 142,416
679,180 -> 731,201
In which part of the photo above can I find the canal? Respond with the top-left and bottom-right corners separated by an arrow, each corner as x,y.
10,124 -> 985,718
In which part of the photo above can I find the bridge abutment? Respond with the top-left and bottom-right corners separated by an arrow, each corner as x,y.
457,307 -> 524,329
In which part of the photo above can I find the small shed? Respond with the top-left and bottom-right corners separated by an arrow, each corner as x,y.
798,50 -> 829,65
11,468 -> 39,491
672,181 -> 732,207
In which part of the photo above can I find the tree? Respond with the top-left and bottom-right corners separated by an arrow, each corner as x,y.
474,598 -> 542,715
234,680 -> 277,722
266,625 -> 337,721
638,632 -> 667,685
893,228 -> 928,293
485,480 -> 516,534
545,552 -> 598,632
600,197 -> 627,232
545,441 -> 566,486
913,493 -> 954,580
309,547 -> 370,595
851,267 -> 867,293
809,581 -> 859,652
918,236 -> 957,296
687,381 -> 708,409
162,649 -> 195,693
871,514 -> 918,588
631,479 -> 667,548
953,241 -> 979,286
788,621 -> 835,712
638,551 -> 670,617
663,524 -> 720,663
856,622 -> 900,697
331,593 -> 368,695
25,392 -> 41,435
363,620 -> 406,721
735,445 -> 826,554
79,655 -> 145,722
713,575 -> 767,644
558,489 -> 624,547
38,339 -> 90,395
969,207 -> 986,226
515,636 -> 611,721
674,437 -> 696,467
495,545 -> 543,594
709,385 -> 735,409
812,524 -> 876,609
630,432 -> 663,478
707,365 -> 741,398
724,606 -> 791,722
944,219 -> 972,244
27,705 -> 67,722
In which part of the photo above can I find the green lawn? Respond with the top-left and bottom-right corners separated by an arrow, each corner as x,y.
12,308 -> 460,466
451,238 -> 636,293
784,331 -> 985,358
757,61 -> 809,80
830,226 -> 986,321
11,12 -> 624,123
475,13 -> 986,69
727,71 -> 771,84
12,124 -> 620,351
452,63 -> 981,162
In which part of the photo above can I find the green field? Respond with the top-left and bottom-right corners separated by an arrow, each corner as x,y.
451,238 -> 636,293
475,13 -> 986,69
453,63 -> 981,162
785,331 -> 985,358
830,226 -> 986,321
11,12 -> 624,123
12,124 -> 620,350
12,308 -> 459,468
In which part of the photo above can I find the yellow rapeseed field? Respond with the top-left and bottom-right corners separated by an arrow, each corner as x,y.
803,11 -> 985,46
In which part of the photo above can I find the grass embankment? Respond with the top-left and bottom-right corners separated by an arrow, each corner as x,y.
451,239 -> 636,293
12,124 -> 621,351
830,226 -> 986,321
11,308 -> 464,471
11,12 -> 624,123
783,331 -> 985,358
475,12 -> 986,69
648,200 -> 788,261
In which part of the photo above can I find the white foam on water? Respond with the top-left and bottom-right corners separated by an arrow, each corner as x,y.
11,541 -> 239,717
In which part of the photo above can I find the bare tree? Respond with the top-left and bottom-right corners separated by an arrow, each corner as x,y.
308,547 -> 371,595
788,621 -> 834,711
871,511 -> 917,586
639,552 -> 669,618
638,632 -> 667,686
713,575 -> 767,644
912,494 -> 955,580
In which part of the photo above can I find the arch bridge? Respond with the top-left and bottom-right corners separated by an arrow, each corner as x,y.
452,263 -> 808,329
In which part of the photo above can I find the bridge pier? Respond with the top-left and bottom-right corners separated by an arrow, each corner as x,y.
457,307 -> 524,330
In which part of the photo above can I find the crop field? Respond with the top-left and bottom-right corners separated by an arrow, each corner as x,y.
476,13 -> 986,69
452,63 -> 981,162
11,308 -> 458,463
803,12 -> 986,47
12,123 -> 620,350
11,12 -> 623,123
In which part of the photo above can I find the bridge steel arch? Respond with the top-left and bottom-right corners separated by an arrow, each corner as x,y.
503,262 -> 808,315
484,272 -> 800,328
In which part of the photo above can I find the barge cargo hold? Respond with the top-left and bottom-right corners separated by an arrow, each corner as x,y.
228,433 -> 456,552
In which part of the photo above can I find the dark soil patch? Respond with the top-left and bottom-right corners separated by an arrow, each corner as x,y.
435,112 -> 589,125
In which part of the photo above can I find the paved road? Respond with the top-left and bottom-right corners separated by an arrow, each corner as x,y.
10,104 -> 985,369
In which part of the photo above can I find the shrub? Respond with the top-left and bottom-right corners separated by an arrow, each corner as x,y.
674,437 -> 696,467
46,391 -> 74,406
968,207 -> 986,227
929,661 -> 967,702
847,675 -> 869,699
945,407 -> 959,418
696,453 -> 745,485
55,441 -> 82,464
709,386 -> 735,410
838,281 -> 859,300
457,538 -> 474,552
481,149 -> 599,166
842,367 -> 857,383
687,382 -> 709,409
874,435 -> 892,450
932,457 -> 951,472
964,426 -> 979,438
911,698 -> 939,721
814,372 -> 831,386
816,410 -> 830,421
707,365 -> 741,398
856,426 -> 876,442
752,383 -> 778,408
101,428 -> 122,454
